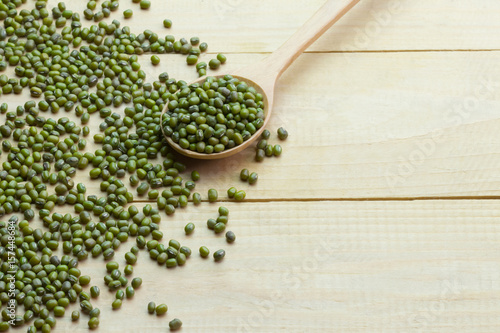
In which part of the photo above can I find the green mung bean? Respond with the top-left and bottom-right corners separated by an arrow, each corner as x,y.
193,192 -> 202,205
124,265 -> 134,275
248,172 -> 258,185
255,149 -> 265,162
163,19 -> 172,28
156,304 -> 168,315
112,299 -> 122,310
131,277 -> 142,289
277,127 -> 288,140
208,189 -> 218,202
234,190 -> 246,201
274,144 -> 282,156
213,249 -> 226,261
226,231 -> 236,243
199,246 -> 210,258
209,59 -> 221,69
169,318 -> 182,330
219,206 -> 229,216
140,0 -> 151,9
227,187 -> 237,198
184,222 -> 195,235
88,317 -> 99,329
90,286 -> 100,298
217,54 -> 227,63
148,301 -> 156,314
214,222 -> 226,234
240,169 -> 249,181
126,286 -> 135,298
151,55 -> 160,65
71,311 -> 80,321
123,9 -> 133,18
207,218 -> 216,230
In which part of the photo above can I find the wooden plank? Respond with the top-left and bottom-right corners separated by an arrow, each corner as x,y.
2,51 -> 499,200
30,200 -> 500,332
44,0 -> 500,52
151,51 -> 500,200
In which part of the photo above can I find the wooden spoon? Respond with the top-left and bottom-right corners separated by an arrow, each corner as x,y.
161,0 -> 360,159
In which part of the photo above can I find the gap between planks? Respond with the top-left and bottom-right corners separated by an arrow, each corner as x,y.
131,49 -> 500,55
131,195 -> 500,203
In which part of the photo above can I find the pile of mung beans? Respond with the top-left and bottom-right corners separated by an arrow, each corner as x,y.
161,76 -> 265,154
0,0 -> 287,332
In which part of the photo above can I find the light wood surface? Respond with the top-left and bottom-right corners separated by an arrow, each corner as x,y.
24,201 -> 500,332
3,0 -> 499,332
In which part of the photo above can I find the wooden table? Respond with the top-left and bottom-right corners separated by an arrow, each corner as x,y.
6,0 -> 500,331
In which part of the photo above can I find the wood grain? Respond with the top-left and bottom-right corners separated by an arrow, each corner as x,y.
36,201 -> 500,332
44,0 -> 500,53
3,51 -> 498,200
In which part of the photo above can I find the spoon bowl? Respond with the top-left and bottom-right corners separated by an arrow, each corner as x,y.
160,73 -> 272,160
161,0 -> 360,159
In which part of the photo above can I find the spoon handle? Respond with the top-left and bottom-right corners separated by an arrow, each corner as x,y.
238,0 -> 360,87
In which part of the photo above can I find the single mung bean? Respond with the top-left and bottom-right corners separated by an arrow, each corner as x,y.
227,187 -> 237,198
163,19 -> 172,28
85,305 -> 99,317
166,258 -> 178,268
151,55 -> 160,65
209,59 -> 221,69
186,55 -> 198,65
90,286 -> 100,298
255,149 -> 265,162
71,310 -> 80,321
214,222 -> 226,234
106,261 -> 119,272
207,218 -> 217,230
112,299 -> 122,310
265,145 -> 274,157
88,317 -> 99,329
219,206 -> 229,216
116,290 -> 125,300
156,304 -> 168,315
277,127 -> 288,140
180,246 -> 192,257
248,172 -> 258,185
217,53 -> 227,63
208,189 -> 218,202
79,275 -> 91,286
234,190 -> 246,201
124,265 -> 134,276
140,0 -> 151,9
190,37 -> 200,45
240,169 -> 249,181
131,277 -> 142,289
54,306 -> 65,317
214,249 -> 226,261
199,246 -> 210,258
169,318 -> 182,330
147,301 -> 156,314
184,223 -> 195,235
191,170 -> 200,181
126,286 -> 135,298
125,252 -> 137,264
226,231 -> 236,243
193,192 -> 201,205
273,144 -> 282,156
123,9 -> 133,18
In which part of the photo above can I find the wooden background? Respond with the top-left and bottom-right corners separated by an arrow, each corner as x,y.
5,0 -> 500,331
